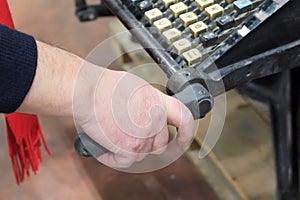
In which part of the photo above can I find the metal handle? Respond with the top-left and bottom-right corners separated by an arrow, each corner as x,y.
173,83 -> 213,119
74,131 -> 108,157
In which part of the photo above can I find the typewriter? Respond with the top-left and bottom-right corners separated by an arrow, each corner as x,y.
73,0 -> 300,153
103,0 -> 287,68
75,0 -> 298,118
74,0 -> 299,154
74,2 -> 300,199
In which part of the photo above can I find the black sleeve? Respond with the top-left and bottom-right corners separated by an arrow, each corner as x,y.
0,24 -> 37,113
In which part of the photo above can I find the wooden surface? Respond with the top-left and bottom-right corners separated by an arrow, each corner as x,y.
0,1 -> 218,200
191,91 -> 276,200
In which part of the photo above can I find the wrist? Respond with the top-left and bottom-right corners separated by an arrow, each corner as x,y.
72,62 -> 112,126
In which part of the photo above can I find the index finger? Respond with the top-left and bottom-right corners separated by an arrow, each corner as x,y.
164,95 -> 196,146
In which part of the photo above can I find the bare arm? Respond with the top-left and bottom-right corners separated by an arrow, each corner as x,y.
18,41 -> 195,168
19,41 -> 83,116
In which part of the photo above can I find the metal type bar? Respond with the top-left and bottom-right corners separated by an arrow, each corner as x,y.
102,0 -> 182,77
206,39 -> 300,96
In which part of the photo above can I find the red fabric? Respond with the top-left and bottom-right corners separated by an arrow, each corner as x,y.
1,0 -> 50,184
0,0 -> 12,25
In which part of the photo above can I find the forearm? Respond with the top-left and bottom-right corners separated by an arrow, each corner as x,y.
18,41 -> 103,117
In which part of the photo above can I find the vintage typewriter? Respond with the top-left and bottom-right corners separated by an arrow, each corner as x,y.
73,0 -> 300,154
75,0 -> 298,118
74,1 -> 300,198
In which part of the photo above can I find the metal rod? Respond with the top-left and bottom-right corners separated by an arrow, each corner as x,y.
102,0 -> 181,77
206,39 -> 300,96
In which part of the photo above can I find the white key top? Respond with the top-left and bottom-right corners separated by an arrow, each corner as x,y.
162,0 -> 177,7
145,8 -> 163,23
170,2 -> 188,17
189,21 -> 208,37
195,0 -> 214,10
205,4 -> 224,20
179,12 -> 198,27
173,38 -> 192,54
162,28 -> 181,43
153,18 -> 172,33
182,48 -> 202,65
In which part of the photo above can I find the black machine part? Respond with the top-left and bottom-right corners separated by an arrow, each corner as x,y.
75,0 -> 113,21
73,0 -> 300,157
72,1 -> 300,199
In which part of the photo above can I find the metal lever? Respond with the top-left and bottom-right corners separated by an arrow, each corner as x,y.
74,131 -> 108,157
74,83 -> 213,157
172,83 -> 213,119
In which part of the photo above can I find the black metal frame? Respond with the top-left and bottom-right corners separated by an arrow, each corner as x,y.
75,0 -> 113,21
74,1 -> 300,199
239,70 -> 300,199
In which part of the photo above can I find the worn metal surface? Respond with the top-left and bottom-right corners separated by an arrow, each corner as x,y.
206,39 -> 300,96
239,68 -> 300,199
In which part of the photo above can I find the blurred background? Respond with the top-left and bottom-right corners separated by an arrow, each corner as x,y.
0,1 -> 218,200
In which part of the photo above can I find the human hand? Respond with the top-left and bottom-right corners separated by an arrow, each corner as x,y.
18,41 -> 195,169
74,67 -> 195,168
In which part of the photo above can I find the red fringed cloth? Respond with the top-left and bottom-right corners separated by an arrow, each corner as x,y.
0,0 -> 50,184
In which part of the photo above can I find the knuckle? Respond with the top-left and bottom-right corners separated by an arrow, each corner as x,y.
116,156 -> 135,168
130,138 -> 147,153
151,106 -> 166,123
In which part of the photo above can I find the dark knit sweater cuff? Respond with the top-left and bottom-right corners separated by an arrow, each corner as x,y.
0,24 -> 37,113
